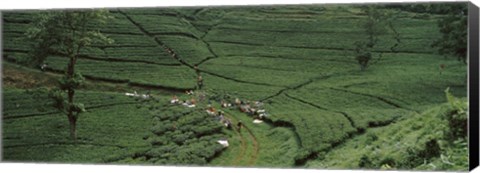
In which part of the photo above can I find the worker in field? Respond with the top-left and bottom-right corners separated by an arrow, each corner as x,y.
40,62 -> 48,72
170,95 -> 179,104
218,110 -> 225,117
224,119 -> 232,129
206,105 -> 216,116
221,100 -> 232,108
235,98 -> 241,106
439,64 -> 446,74
182,97 -> 197,108
219,112 -> 225,121
146,90 -> 152,99
194,65 -> 200,75
240,103 -> 252,114
237,121 -> 243,131
197,75 -> 204,90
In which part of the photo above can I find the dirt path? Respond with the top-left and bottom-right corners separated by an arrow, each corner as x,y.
223,113 -> 260,166
243,125 -> 259,165
231,121 -> 247,166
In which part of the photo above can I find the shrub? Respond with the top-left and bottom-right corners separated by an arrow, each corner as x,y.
150,136 -> 168,146
151,123 -> 173,136
365,132 -> 378,144
172,132 -> 191,145
401,146 -> 423,169
294,149 -> 313,163
444,88 -> 468,140
400,139 -> 441,169
191,145 -> 216,159
177,124 -> 194,132
145,144 -> 179,158
358,154 -> 373,168
379,156 -> 396,168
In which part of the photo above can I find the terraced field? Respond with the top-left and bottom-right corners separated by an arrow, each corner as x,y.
3,88 -> 152,163
2,3 -> 468,171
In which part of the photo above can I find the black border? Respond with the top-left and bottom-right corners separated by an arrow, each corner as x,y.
469,2 -> 479,171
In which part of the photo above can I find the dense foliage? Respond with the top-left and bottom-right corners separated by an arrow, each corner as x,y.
354,6 -> 399,71
386,3 -> 471,63
25,10 -> 113,140
307,88 -> 468,171
431,4 -> 468,63
144,110 -> 226,165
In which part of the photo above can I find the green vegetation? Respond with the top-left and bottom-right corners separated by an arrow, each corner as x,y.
385,3 -> 468,63
431,4 -> 468,63
3,89 -> 151,163
133,98 -> 227,165
305,89 -> 468,170
2,2 -> 468,171
354,5 -> 399,71
25,10 -> 114,141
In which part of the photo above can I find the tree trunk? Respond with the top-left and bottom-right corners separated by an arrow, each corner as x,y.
67,55 -> 77,141
68,114 -> 77,142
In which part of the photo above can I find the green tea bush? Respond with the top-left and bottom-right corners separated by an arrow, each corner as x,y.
443,88 -> 468,140
177,124 -> 194,132
145,144 -> 179,158
172,150 -> 207,165
149,136 -> 169,146
399,147 -> 419,168
141,104 -> 227,165
365,132 -> 378,144
358,154 -> 374,168
172,131 -> 192,145
156,114 -> 172,121
151,123 -> 174,136
192,125 -> 222,137
423,139 -> 441,159
379,156 -> 396,168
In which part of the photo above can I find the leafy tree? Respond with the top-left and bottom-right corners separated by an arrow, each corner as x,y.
431,4 -> 468,63
354,41 -> 373,71
26,10 -> 113,141
354,6 -> 399,71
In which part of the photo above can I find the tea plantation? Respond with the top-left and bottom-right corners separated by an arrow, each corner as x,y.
2,3 -> 468,171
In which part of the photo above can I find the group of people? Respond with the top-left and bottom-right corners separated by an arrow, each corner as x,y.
205,98 -> 268,130
171,95 -> 197,108
170,90 -> 208,108
206,105 -> 233,129
169,91 -> 269,131
217,98 -> 269,125
126,90 -> 151,99
235,99 -> 268,121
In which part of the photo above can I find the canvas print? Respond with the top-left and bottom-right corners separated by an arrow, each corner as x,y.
1,2 -> 470,171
